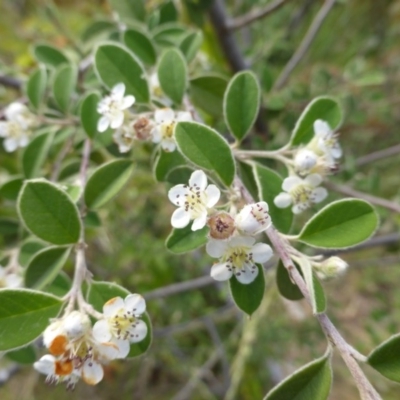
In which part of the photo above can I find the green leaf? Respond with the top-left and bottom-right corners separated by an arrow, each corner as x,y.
368,334 -> 400,382
26,65 -> 47,110
264,352 -> 332,400
223,71 -> 260,141
109,0 -> 146,22
157,48 -> 187,104
189,75 -> 228,116
0,176 -> 24,201
80,92 -> 101,139
230,264 -> 265,316
94,43 -> 149,103
25,246 -> 71,290
32,44 -> 69,68
253,164 -> 293,234
18,238 -> 47,267
291,96 -> 342,146
87,281 -> 151,357
84,159 -> 134,209
18,179 -> 82,245
179,31 -> 203,63
299,199 -> 379,249
6,345 -> 37,364
313,274 -> 326,314
44,271 -> 71,297
81,20 -> 116,43
0,289 -> 63,351
154,149 -> 186,182
166,224 -> 209,254
22,131 -> 54,178
175,121 -> 235,186
123,28 -> 157,66
276,261 -> 304,301
152,23 -> 187,47
237,162 -> 259,201
52,64 -> 77,113
0,218 -> 19,235
165,166 -> 193,185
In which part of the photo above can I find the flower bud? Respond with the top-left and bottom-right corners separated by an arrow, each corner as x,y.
294,149 -> 318,172
63,311 -> 91,340
207,212 -> 236,240
133,117 -> 153,141
317,256 -> 348,279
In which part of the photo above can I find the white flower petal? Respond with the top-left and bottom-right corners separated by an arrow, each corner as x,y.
114,339 -> 130,358
4,273 -> 22,288
274,193 -> 292,208
251,243 -> 273,263
151,127 -> 162,143
206,239 -> 227,258
155,108 -> 175,123
111,83 -> 126,99
210,262 -> 232,281
205,184 -> 220,207
176,111 -> 192,122
93,320 -> 112,342
331,144 -> 342,158
128,319 -> 148,343
168,184 -> 188,206
161,138 -> 176,152
4,138 -> 18,152
125,294 -> 146,314
110,111 -> 124,129
103,296 -> 124,316
96,340 -> 121,360
82,360 -> 104,385
171,207 -> 191,228
192,212 -> 207,231
292,204 -> 305,214
230,235 -> 255,247
305,173 -> 323,187
236,265 -> 258,284
314,119 -> 331,136
97,116 -> 110,132
189,170 -> 207,190
34,355 -> 56,375
312,187 -> 328,203
121,95 -> 135,109
282,176 -> 302,191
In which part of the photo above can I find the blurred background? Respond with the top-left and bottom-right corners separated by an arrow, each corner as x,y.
0,0 -> 400,399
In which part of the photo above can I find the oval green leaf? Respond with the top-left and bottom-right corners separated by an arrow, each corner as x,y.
0,289 -> 63,351
276,260 -> 304,301
264,352 -> 332,400
368,334 -> 400,383
94,43 -> 149,103
84,159 -> 134,209
224,71 -> 260,141
230,264 -> 265,316
6,345 -> 37,364
124,28 -> 157,66
109,0 -> 146,22
157,48 -> 187,104
18,179 -> 82,245
189,75 -> 228,116
80,92 -> 101,139
166,224 -> 209,254
291,96 -> 342,146
0,176 -> 24,201
22,131 -> 54,178
154,148 -> 186,182
25,246 -> 71,290
32,44 -> 69,68
26,65 -> 47,110
179,31 -> 203,63
175,121 -> 235,187
299,199 -> 379,249
18,238 -> 47,267
253,164 -> 293,234
52,64 -> 77,113
87,281 -> 151,357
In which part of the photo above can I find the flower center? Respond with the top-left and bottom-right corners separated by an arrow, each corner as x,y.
110,308 -> 137,340
160,121 -> 175,139
290,184 -> 313,205
226,246 -> 253,270
182,184 -> 207,219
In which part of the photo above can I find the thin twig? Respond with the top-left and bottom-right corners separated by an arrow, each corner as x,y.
355,143 -> 400,167
227,0 -> 290,31
273,0 -> 337,90
325,181 -> 400,213
0,75 -> 22,90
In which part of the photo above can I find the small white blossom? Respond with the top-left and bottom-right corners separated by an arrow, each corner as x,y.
93,294 -> 147,348
97,83 -> 135,132
0,265 -> 22,288
168,170 -> 220,231
113,124 -> 135,153
151,108 -> 192,152
316,256 -> 348,280
312,119 -> 342,161
274,174 -> 327,214
235,201 -> 271,235
206,235 -> 273,284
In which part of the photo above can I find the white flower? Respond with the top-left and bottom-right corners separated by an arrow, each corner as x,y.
274,174 -> 327,214
113,124 -> 135,153
235,201 -> 271,235
93,294 -> 147,350
0,265 -> 22,288
206,235 -> 273,284
313,119 -> 342,161
151,108 -> 192,152
294,149 -> 318,173
168,170 -> 220,231
97,83 -> 135,132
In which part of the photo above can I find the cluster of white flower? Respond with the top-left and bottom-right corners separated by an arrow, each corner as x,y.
0,264 -> 22,288
168,169 -> 273,284
274,119 -> 342,214
96,83 -> 192,153
34,294 -> 147,389
0,103 -> 38,152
